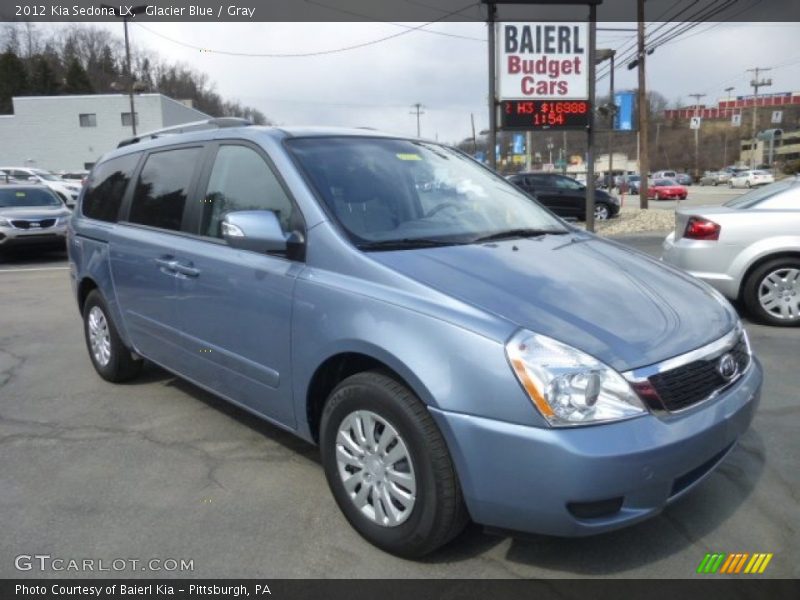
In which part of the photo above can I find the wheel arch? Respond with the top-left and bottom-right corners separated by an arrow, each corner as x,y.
77,276 -> 99,314
304,348 -> 434,444
738,250 -> 800,300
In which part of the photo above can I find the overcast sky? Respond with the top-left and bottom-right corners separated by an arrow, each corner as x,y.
83,21 -> 800,142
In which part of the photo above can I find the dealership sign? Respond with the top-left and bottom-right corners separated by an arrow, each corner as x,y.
497,22 -> 589,100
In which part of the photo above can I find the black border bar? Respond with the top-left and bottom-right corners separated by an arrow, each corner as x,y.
0,0 -> 799,22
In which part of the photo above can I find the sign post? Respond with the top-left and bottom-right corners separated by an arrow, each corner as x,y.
486,1 -> 601,230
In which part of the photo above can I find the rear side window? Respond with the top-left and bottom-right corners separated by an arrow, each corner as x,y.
129,147 -> 201,231
82,154 -> 139,222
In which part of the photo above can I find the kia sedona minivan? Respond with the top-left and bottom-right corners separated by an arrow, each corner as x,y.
68,120 -> 762,557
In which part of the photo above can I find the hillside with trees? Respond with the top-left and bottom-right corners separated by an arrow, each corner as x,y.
0,23 -> 269,124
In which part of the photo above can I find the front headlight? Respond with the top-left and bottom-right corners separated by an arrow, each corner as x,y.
56,216 -> 70,226
506,330 -> 646,426
0,217 -> 10,227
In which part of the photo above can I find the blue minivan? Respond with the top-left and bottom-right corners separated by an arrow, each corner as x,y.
68,120 -> 762,557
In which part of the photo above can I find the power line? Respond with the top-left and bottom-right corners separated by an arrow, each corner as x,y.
306,0 -> 486,41
132,1 -> 480,58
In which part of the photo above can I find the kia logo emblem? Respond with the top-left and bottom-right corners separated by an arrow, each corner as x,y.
717,353 -> 738,381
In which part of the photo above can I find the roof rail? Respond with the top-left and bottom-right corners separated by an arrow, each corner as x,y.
117,117 -> 252,148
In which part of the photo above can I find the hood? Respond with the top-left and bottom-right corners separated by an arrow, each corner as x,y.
0,205 -> 70,220
369,233 -> 737,372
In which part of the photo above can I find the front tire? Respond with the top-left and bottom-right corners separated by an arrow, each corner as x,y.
742,259 -> 800,326
594,203 -> 611,220
83,290 -> 143,381
320,371 -> 468,557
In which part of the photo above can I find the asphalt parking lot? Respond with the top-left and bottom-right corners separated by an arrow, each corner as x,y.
1,234 -> 797,579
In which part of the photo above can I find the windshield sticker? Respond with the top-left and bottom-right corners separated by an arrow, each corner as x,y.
396,153 -> 422,161
16,192 -> 26,197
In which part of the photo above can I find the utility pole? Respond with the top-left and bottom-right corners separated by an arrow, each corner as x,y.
104,4 -> 147,135
410,103 -> 425,137
487,1 -> 497,170
636,0 -> 649,209
746,67 -> 772,168
595,48 -> 616,189
724,86 -> 735,166
607,51 -> 615,190
689,93 -> 706,177
470,113 -> 478,154
585,1 -> 598,232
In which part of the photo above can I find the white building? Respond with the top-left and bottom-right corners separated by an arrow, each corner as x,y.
0,94 -> 210,172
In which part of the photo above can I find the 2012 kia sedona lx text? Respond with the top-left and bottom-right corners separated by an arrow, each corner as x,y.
68,121 -> 762,557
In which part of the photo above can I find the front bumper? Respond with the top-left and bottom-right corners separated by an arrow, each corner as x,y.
0,224 -> 67,247
430,358 -> 762,537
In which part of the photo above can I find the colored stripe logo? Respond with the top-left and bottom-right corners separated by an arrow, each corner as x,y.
697,552 -> 773,574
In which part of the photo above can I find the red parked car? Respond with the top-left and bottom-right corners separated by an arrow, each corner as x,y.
648,178 -> 688,200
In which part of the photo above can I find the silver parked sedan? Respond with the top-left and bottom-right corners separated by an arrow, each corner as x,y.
663,178 -> 800,326
0,185 -> 71,250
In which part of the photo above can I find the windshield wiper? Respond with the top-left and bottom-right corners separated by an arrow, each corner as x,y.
358,238 -> 466,251
471,228 -> 568,243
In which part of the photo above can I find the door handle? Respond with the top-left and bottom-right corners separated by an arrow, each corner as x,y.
155,257 -> 178,272
172,262 -> 200,278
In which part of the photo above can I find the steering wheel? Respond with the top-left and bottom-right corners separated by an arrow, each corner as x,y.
425,202 -> 467,218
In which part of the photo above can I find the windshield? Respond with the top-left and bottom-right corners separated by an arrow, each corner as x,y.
0,188 -> 62,208
31,169 -> 61,181
287,137 -> 567,248
724,180 -> 797,208
655,179 -> 676,186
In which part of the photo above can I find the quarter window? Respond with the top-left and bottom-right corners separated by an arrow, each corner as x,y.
201,145 -> 295,239
82,153 -> 140,222
129,147 -> 201,231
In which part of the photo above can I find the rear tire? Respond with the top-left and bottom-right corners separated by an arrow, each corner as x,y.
320,370 -> 468,557
742,258 -> 800,327
82,290 -> 143,381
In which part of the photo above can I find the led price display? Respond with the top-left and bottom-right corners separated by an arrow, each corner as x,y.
501,100 -> 591,130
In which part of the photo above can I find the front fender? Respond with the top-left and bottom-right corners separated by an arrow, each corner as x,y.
290,274 -> 545,442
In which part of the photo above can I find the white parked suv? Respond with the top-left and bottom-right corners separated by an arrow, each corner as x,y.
0,167 -> 82,208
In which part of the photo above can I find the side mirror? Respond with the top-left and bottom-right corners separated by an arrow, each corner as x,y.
28,176 -> 39,183
222,210 -> 289,254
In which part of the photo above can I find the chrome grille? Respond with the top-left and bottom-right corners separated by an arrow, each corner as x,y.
624,327 -> 751,414
10,219 -> 56,229
649,337 -> 750,412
